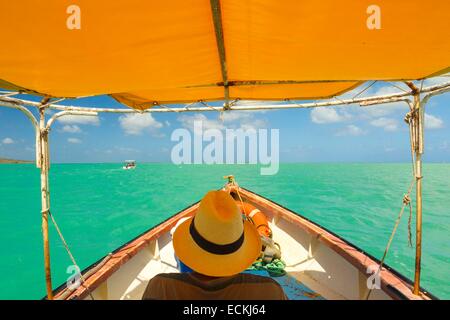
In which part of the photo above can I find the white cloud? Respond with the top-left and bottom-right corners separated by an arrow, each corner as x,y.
1,137 -> 14,144
341,84 -> 409,118
178,114 -> 224,135
425,113 -> 443,129
370,117 -> 398,131
421,76 -> 449,87
222,111 -> 268,130
67,138 -> 82,144
362,102 -> 408,118
61,125 -> 82,133
439,141 -> 449,150
177,111 -> 268,135
58,115 -> 100,126
315,80 -> 447,126
114,146 -> 140,153
335,125 -> 366,137
311,108 -> 351,124
240,119 -> 267,131
220,112 -> 252,122
119,113 -> 163,135
306,82 -> 446,139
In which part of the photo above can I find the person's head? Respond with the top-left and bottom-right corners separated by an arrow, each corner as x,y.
173,190 -> 261,277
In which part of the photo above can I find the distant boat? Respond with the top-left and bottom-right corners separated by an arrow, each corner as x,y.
122,160 -> 136,170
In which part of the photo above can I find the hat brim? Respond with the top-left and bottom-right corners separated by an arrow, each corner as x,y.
173,217 -> 262,277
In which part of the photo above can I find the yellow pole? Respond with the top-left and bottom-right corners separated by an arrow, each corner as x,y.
39,106 -> 53,299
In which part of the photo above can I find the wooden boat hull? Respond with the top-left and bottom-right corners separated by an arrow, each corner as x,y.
52,186 -> 435,300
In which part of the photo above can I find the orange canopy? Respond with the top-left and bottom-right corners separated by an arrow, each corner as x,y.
0,0 -> 449,110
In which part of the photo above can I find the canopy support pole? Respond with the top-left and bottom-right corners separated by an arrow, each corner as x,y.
38,104 -> 53,299
413,92 -> 423,295
209,0 -> 230,109
405,82 -> 424,296
0,99 -> 99,300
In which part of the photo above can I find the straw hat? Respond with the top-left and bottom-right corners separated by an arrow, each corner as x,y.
173,190 -> 261,277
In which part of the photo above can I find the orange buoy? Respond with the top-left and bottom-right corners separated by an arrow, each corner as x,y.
236,201 -> 272,238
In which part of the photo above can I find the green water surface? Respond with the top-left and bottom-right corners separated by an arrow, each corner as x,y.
0,163 -> 448,299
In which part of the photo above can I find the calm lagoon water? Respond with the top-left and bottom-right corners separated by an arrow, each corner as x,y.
0,163 -> 448,299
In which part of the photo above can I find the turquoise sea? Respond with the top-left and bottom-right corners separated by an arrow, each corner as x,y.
0,163 -> 449,299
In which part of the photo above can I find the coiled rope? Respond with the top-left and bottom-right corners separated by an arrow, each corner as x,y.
224,176 -> 286,277
248,259 -> 286,277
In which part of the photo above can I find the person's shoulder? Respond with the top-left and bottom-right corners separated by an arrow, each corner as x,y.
142,273 -> 189,299
239,273 -> 280,284
238,273 -> 288,300
149,272 -> 190,283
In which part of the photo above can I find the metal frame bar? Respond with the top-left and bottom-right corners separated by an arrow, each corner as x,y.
184,79 -> 360,88
209,0 -> 230,109
46,110 -> 98,130
1,81 -> 448,114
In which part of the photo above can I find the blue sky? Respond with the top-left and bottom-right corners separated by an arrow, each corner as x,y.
1,78 -> 449,163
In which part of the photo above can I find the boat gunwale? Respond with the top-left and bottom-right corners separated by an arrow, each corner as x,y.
235,187 -> 437,300
51,201 -> 200,300
51,186 -> 437,300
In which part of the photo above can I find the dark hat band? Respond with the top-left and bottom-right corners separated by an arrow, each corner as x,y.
189,218 -> 245,255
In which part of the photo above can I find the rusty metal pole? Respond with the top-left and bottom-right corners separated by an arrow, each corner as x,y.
412,92 -> 423,295
39,105 -> 53,299
404,81 -> 424,296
